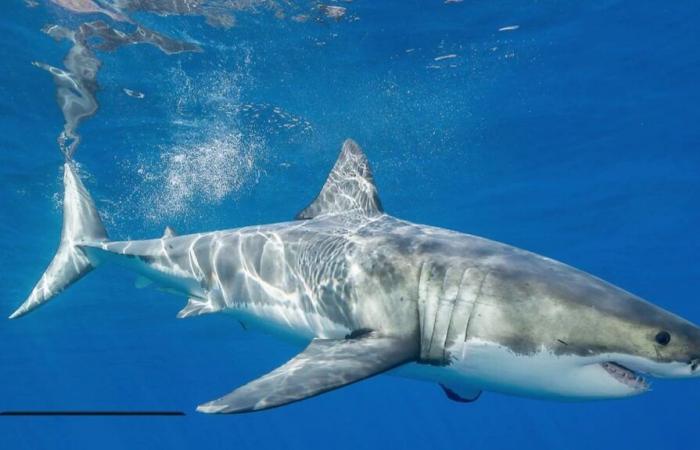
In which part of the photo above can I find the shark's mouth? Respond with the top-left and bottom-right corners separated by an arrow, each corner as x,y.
601,362 -> 650,391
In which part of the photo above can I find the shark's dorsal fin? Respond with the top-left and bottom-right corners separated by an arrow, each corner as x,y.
295,139 -> 384,220
162,226 -> 177,238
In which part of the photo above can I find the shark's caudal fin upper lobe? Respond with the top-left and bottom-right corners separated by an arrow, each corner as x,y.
9,162 -> 108,319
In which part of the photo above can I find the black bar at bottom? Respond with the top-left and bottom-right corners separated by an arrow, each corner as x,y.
0,411 -> 185,416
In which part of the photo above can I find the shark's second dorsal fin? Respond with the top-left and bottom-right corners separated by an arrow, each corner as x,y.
295,139 -> 384,220
162,226 -> 177,238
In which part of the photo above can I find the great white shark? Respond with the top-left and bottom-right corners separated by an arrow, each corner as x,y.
10,139 -> 700,413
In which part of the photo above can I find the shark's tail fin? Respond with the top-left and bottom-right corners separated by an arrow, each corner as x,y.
9,162 -> 108,319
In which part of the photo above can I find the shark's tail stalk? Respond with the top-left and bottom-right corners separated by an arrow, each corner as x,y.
9,162 -> 108,319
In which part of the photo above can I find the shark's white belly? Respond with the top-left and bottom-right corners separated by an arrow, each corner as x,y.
398,338 -> 641,400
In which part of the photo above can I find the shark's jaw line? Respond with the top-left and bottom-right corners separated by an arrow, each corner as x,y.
10,139 -> 700,413
600,361 -> 650,392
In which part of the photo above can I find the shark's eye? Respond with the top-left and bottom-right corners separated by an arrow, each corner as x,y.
655,330 -> 671,346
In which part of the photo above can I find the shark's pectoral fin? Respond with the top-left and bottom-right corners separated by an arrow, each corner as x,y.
296,139 -> 384,220
440,383 -> 482,403
197,331 -> 418,414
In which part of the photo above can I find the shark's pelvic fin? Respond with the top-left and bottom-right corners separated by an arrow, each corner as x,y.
10,162 -> 108,319
295,139 -> 384,220
196,331 -> 418,414
440,383 -> 482,403
177,297 -> 219,318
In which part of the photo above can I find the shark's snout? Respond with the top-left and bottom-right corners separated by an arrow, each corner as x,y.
616,352 -> 700,382
688,356 -> 700,377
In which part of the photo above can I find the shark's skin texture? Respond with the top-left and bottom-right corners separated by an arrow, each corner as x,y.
11,140 -> 700,413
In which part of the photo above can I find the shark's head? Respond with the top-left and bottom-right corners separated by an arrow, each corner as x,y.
575,296 -> 700,397
458,251 -> 700,400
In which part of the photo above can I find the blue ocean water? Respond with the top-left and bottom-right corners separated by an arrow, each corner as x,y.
1,0 -> 700,448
